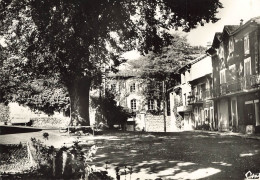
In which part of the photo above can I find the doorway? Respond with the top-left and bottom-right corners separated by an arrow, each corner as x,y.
245,100 -> 256,125
210,107 -> 214,130
231,97 -> 238,131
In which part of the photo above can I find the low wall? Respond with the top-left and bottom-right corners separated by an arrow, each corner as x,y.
31,117 -> 70,128
0,102 -> 71,127
145,114 -> 171,132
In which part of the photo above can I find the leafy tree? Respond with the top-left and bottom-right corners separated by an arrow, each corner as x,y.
128,34 -> 206,81
91,90 -> 131,129
127,34 -> 206,116
0,0 -> 222,125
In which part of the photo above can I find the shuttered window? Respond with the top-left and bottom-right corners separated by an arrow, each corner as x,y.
244,35 -> 250,55
244,57 -> 251,76
220,69 -> 226,84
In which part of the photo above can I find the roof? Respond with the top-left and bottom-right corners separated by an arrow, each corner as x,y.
223,25 -> 240,35
108,71 -> 141,78
177,54 -> 208,73
107,62 -> 142,78
231,16 -> 260,35
211,32 -> 222,48
190,54 -> 208,65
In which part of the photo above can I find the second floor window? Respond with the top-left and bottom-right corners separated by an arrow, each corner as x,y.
200,84 -> 206,99
219,45 -> 224,59
244,57 -> 251,77
220,69 -> 226,84
130,83 -> 135,92
229,64 -> 236,81
148,99 -> 155,110
244,35 -> 250,55
229,38 -> 234,54
131,99 -> 136,110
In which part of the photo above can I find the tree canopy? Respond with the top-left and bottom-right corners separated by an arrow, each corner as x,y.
0,0 -> 222,125
127,33 -> 206,80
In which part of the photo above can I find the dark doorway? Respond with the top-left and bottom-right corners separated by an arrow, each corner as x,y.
245,103 -> 255,125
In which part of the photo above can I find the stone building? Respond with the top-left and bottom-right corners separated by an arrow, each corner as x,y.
107,63 -> 173,132
208,17 -> 260,133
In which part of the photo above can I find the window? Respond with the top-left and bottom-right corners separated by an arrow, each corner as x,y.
131,99 -> 136,110
229,64 -> 236,81
220,69 -> 226,84
244,57 -> 251,77
229,38 -> 234,53
130,83 -> 135,92
200,84 -> 206,99
148,99 -> 155,110
244,35 -> 250,54
219,45 -> 224,59
204,108 -> 209,122
111,84 -> 116,91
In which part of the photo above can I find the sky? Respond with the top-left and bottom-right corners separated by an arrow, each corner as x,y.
123,0 -> 260,60
186,0 -> 260,46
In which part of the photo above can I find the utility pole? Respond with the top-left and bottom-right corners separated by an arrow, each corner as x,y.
163,80 -> 166,132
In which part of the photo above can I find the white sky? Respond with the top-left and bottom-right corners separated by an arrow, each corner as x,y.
186,0 -> 260,46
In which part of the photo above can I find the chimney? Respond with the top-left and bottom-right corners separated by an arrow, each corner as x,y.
206,42 -> 212,49
240,19 -> 244,26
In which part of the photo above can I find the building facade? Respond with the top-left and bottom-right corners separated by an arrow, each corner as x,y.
107,63 -> 172,132
208,17 -> 260,133
170,55 -> 214,130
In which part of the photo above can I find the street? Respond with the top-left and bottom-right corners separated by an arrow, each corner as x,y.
91,131 -> 260,179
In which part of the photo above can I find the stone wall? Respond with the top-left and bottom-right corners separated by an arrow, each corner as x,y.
31,117 -> 70,128
0,102 -> 96,127
145,114 -> 171,132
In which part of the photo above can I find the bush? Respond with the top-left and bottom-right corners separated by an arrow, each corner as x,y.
195,124 -> 210,131
29,138 -> 112,179
91,90 -> 131,129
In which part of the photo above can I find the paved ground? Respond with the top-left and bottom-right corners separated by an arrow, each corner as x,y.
90,131 -> 260,180
0,127 -> 260,179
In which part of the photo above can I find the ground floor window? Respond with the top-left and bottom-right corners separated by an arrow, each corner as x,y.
148,99 -> 155,110
131,99 -> 136,110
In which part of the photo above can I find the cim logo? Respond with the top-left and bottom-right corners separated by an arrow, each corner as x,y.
245,171 -> 260,179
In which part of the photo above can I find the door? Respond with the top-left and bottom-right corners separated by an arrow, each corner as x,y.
255,100 -> 260,133
231,98 -> 238,130
204,108 -> 209,124
200,107 -> 204,125
245,101 -> 255,125
255,101 -> 260,126
210,107 -> 214,129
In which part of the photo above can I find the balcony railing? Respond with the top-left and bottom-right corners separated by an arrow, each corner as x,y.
214,75 -> 260,97
188,89 -> 213,104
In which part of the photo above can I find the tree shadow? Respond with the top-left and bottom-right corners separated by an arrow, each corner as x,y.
0,125 -> 42,135
89,131 -> 260,179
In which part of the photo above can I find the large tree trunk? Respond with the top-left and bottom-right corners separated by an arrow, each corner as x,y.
67,77 -> 91,126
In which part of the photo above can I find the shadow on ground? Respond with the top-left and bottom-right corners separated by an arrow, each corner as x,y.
89,131 -> 260,179
0,126 -> 42,135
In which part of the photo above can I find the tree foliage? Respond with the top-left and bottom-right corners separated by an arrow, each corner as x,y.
0,0 -> 222,125
128,34 -> 206,80
91,90 -> 131,128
